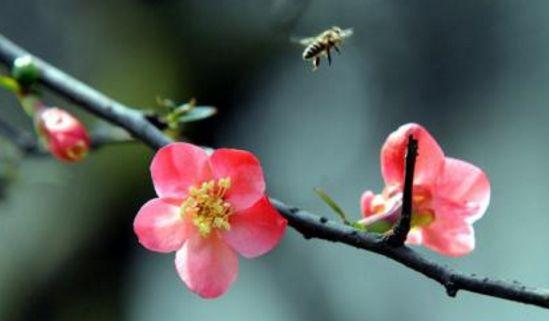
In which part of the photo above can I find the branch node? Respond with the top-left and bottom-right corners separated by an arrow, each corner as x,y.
442,274 -> 459,297
445,282 -> 459,297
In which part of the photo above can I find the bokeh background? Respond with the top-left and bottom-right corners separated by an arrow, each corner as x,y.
1,0 -> 549,320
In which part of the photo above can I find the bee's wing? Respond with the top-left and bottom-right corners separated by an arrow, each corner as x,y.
290,36 -> 316,46
340,28 -> 354,38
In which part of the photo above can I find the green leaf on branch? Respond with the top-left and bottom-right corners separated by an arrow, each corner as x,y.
0,76 -> 21,93
177,106 -> 217,123
156,96 -> 177,110
314,188 -> 350,225
350,220 -> 393,233
157,97 -> 217,129
364,220 -> 393,234
351,221 -> 368,232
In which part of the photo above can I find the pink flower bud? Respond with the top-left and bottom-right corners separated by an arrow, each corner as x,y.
35,107 -> 90,162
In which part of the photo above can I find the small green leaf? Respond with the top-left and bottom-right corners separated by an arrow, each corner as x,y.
156,98 -> 216,128
177,106 -> 217,123
314,188 -> 350,225
366,220 -> 393,234
156,96 -> 177,109
0,76 -> 21,93
172,99 -> 196,116
351,221 -> 368,232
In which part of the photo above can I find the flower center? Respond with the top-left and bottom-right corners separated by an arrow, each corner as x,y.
410,186 -> 435,228
361,184 -> 436,232
64,140 -> 88,160
411,210 -> 435,227
180,177 -> 233,237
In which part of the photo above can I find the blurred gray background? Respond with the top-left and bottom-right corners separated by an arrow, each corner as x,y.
1,0 -> 548,320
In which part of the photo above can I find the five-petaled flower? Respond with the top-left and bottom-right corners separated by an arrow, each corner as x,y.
360,123 -> 490,257
133,143 -> 287,298
35,107 -> 90,162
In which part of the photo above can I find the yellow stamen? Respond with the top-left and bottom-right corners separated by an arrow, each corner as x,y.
65,140 -> 88,160
411,210 -> 435,227
180,177 -> 233,237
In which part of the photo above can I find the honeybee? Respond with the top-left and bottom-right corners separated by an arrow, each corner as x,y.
296,26 -> 353,70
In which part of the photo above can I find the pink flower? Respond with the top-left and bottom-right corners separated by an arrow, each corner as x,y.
133,143 -> 287,298
35,107 -> 90,162
361,123 -> 490,257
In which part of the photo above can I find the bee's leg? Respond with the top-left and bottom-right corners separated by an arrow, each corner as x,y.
327,49 -> 332,65
313,57 -> 320,70
334,45 -> 341,54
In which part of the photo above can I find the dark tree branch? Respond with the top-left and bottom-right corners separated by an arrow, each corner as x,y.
272,199 -> 549,307
384,134 -> 418,246
1,33 -> 549,309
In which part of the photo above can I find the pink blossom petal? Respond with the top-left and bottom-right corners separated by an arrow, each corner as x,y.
151,143 -> 212,199
175,234 -> 238,298
360,190 -> 375,217
405,228 -> 423,245
222,197 -> 287,258
210,148 -> 266,211
133,198 -> 190,253
381,123 -> 445,188
421,220 -> 475,257
434,158 -> 491,223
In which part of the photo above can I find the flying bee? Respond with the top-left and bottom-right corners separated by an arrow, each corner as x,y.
296,26 -> 353,70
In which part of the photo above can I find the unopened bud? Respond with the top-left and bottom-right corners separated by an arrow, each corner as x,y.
12,56 -> 40,88
35,107 -> 90,162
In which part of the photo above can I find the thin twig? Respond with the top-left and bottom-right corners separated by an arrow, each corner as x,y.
1,33 -> 549,309
383,134 -> 418,246
0,34 -> 171,150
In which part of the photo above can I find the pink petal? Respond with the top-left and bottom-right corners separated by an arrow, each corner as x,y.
421,220 -> 475,257
151,143 -> 212,199
360,190 -> 375,217
434,158 -> 491,223
381,123 -> 445,188
133,198 -> 190,253
175,234 -> 238,298
210,149 -> 266,211
221,197 -> 287,258
405,228 -> 423,245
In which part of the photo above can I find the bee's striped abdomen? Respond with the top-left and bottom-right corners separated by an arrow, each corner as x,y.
303,42 -> 325,59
